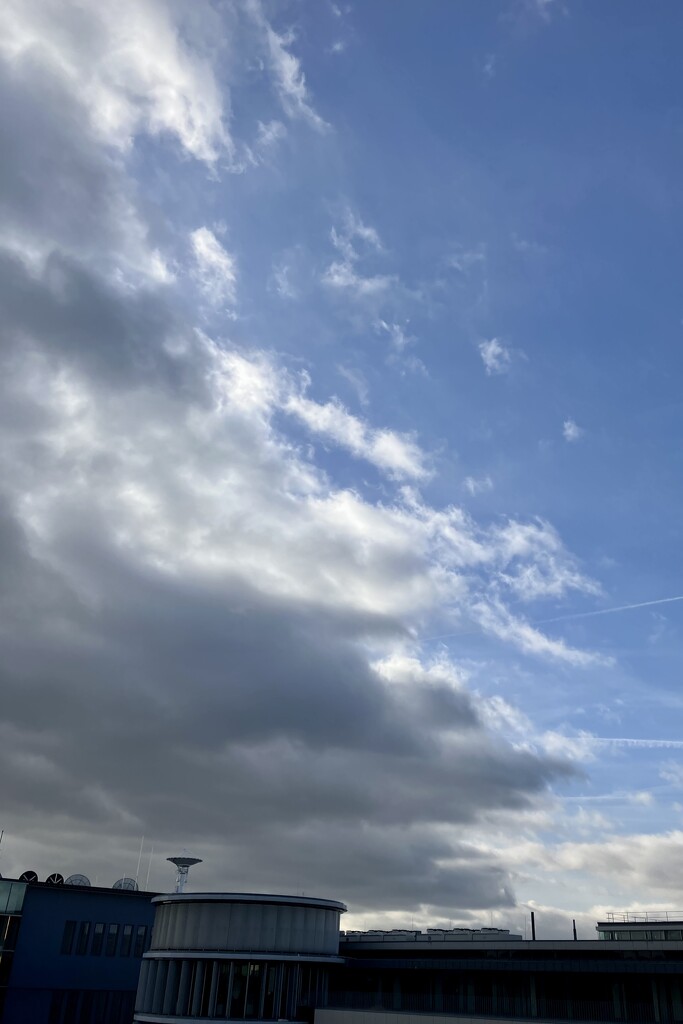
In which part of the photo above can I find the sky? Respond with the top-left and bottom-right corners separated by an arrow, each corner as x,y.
1,0 -> 683,940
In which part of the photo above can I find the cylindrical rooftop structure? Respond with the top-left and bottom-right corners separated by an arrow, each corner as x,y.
134,892 -> 346,1023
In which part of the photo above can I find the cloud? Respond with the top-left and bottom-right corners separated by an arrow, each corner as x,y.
376,319 -> 413,352
0,0 -> 609,920
464,475 -> 493,496
448,244 -> 486,275
531,0 -> 566,22
479,337 -> 512,375
322,212 -> 397,299
246,0 -> 328,131
1,0 -> 231,163
472,600 -> 607,666
337,365 -> 369,407
563,417 -> 584,442
190,227 -> 237,307
492,518 -> 601,602
482,54 -> 497,79
284,382 -> 430,481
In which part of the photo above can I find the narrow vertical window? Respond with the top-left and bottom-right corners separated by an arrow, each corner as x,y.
120,923 -> 133,956
133,924 -> 147,957
60,920 -> 76,955
105,922 -> 120,956
75,921 -> 91,955
91,923 -> 105,956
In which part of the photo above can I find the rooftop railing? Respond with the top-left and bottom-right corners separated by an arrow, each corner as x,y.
605,910 -> 683,923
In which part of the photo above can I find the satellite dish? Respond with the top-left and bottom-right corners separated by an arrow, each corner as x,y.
45,873 -> 65,886
113,877 -> 138,891
65,874 -> 91,887
19,870 -> 38,883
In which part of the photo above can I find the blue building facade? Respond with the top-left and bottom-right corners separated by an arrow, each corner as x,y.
0,876 -> 156,1024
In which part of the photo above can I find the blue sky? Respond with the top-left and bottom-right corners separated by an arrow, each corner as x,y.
2,0 -> 683,935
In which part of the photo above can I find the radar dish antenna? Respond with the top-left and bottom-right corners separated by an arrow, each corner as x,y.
19,870 -> 38,883
45,873 -> 65,885
167,854 -> 202,894
65,874 -> 91,887
113,877 -> 139,891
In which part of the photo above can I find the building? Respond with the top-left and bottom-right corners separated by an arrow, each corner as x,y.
0,874 -> 156,1024
135,903 -> 683,1024
133,891 -> 347,1022
5,868 -> 683,1024
331,925 -> 683,1022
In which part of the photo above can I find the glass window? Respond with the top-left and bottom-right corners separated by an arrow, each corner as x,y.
76,921 -> 91,955
263,964 -> 279,1019
60,920 -> 76,955
133,925 -> 147,958
245,962 -> 262,1019
91,922 -> 105,956
120,923 -> 133,957
651,930 -> 665,940
668,930 -> 682,940
231,962 -> 249,1018
0,881 -> 26,916
214,962 -> 231,1017
105,923 -> 120,956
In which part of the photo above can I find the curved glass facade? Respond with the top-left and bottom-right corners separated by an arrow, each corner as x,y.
135,957 -> 328,1020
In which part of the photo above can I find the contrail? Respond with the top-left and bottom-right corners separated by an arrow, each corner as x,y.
593,737 -> 683,750
425,595 -> 683,642
534,595 -> 683,625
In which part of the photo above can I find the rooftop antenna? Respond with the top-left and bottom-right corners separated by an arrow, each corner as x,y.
167,854 -> 202,894
145,844 -> 154,891
135,836 -> 145,886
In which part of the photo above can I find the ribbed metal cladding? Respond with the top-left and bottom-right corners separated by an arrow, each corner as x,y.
149,894 -> 345,955
134,893 -> 346,1021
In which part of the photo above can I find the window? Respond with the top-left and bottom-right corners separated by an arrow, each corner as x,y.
133,925 -> 147,958
60,920 -> 76,955
120,924 -> 133,957
91,922 -> 105,956
105,923 -> 119,956
75,921 -> 91,955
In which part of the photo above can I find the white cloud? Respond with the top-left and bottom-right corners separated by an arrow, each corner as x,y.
285,386 -> 430,481
247,0 -> 328,131
323,212 -> 397,299
563,418 -> 584,442
255,118 -> 286,150
1,0 -> 230,163
323,260 -> 394,296
337,365 -> 369,407
479,337 -> 512,375
531,0 -> 565,22
492,518 -> 600,602
473,599 -> 607,666
376,320 -> 413,352
482,54 -> 496,79
660,761 -> 683,786
464,475 -> 493,496
190,227 -> 237,307
448,244 -> 486,275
